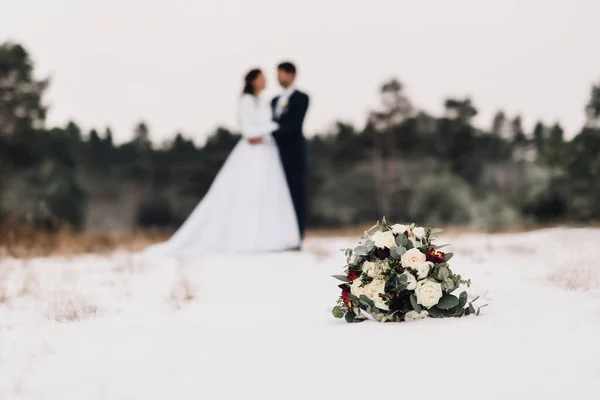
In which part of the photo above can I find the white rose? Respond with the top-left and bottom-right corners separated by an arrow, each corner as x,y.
362,261 -> 377,278
401,248 -> 426,270
391,224 -> 409,235
401,271 -> 417,290
350,278 -> 364,297
405,310 -> 429,321
415,262 -> 433,280
372,230 -> 396,249
364,279 -> 389,311
412,227 -> 426,239
415,280 -> 443,309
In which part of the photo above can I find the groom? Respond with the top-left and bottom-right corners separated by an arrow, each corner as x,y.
249,62 -> 310,240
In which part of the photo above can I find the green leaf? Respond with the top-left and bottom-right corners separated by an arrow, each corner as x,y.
436,295 -> 460,310
365,240 -> 375,252
390,247 -> 402,260
405,240 -> 414,250
443,278 -> 455,290
433,244 -> 450,250
458,291 -> 468,309
345,311 -> 356,323
359,294 -> 375,307
468,304 -> 476,314
444,252 -> 454,262
332,275 -> 349,283
437,266 -> 450,281
431,228 -> 443,234
388,274 -> 408,293
354,246 -> 369,256
396,234 -> 409,247
409,294 -> 422,313
427,307 -> 443,318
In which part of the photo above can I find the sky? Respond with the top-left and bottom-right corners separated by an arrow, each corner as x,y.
2,0 -> 600,143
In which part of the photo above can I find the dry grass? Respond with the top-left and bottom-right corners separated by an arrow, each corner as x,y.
50,297 -> 99,323
549,257 -> 600,294
169,271 -> 197,310
0,219 -> 170,259
1,218 -> 598,259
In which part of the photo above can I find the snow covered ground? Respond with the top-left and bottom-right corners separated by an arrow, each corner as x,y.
1,228 -> 600,400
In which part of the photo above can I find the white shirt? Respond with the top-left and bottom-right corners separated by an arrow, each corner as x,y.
275,86 -> 296,119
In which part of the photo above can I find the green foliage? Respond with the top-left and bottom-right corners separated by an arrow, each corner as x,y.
2,40 -> 600,230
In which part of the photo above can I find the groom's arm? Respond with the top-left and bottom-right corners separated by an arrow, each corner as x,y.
272,94 -> 309,144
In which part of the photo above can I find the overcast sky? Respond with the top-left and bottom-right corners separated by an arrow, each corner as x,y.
2,0 -> 599,143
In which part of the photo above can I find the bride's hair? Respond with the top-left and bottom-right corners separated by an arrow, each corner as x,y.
243,69 -> 262,96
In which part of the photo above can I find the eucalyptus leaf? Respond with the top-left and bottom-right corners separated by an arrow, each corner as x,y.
458,291 -> 468,309
365,240 -> 375,252
443,278 -> 455,290
359,294 -> 375,307
427,307 -> 442,318
436,294 -> 460,310
345,311 -> 356,323
396,234 -> 409,247
332,275 -> 350,283
431,228 -> 443,234
354,246 -> 369,256
437,266 -> 450,281
444,252 -> 454,262
409,294 -> 422,313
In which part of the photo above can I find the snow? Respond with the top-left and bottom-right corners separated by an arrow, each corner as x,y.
1,228 -> 600,399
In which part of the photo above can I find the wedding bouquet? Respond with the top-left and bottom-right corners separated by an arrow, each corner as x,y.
332,219 -> 484,323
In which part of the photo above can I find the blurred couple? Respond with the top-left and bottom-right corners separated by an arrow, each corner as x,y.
143,62 -> 310,257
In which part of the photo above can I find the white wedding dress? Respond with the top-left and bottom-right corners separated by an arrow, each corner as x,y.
141,94 -> 301,257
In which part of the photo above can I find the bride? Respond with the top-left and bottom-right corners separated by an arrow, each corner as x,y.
141,69 -> 301,256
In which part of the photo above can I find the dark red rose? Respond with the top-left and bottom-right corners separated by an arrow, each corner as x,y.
403,230 -> 409,238
347,270 -> 360,282
427,248 -> 445,263
341,287 -> 352,307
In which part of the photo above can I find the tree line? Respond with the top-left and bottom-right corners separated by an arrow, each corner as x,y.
1,41 -> 600,232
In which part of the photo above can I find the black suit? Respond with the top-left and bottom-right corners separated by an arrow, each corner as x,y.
271,90 -> 310,238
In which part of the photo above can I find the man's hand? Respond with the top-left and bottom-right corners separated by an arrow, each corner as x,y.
248,137 -> 264,145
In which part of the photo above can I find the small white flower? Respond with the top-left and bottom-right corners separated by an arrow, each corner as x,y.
391,224 -> 409,235
363,260 -> 390,278
364,279 -> 389,311
401,248 -> 427,270
405,310 -> 429,321
415,280 -> 443,309
401,271 -> 417,290
412,227 -> 426,239
415,262 -> 433,280
372,230 -> 397,249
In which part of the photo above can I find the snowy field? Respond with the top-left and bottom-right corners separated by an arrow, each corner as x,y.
1,228 -> 600,400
